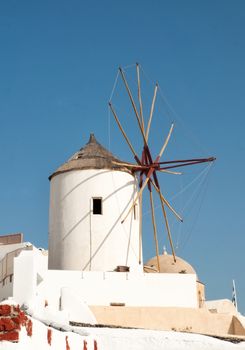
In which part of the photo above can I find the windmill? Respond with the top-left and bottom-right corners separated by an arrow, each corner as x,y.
109,63 -> 215,272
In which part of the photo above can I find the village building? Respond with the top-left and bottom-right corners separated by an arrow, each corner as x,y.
0,134 -> 244,341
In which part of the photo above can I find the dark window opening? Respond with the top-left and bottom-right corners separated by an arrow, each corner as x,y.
93,198 -> 102,215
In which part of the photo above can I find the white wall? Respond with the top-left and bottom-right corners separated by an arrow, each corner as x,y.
13,248 -> 48,306
38,270 -> 197,309
0,242 -> 29,260
48,169 -> 142,272
12,249 -> 197,316
0,243 -> 33,302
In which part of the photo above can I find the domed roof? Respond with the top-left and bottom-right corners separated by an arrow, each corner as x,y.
49,134 -> 133,180
144,252 -> 196,275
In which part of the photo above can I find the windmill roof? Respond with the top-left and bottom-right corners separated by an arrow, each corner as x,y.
49,133 -> 133,180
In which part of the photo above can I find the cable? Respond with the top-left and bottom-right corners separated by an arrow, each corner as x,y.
180,164 -> 214,251
142,163 -> 212,217
170,163 -> 212,203
140,64 -> 208,154
109,70 -> 120,102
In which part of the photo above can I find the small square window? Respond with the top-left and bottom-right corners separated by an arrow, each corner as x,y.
93,198 -> 102,215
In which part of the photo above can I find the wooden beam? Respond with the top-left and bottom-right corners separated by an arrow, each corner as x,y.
109,102 -> 141,164
136,63 -> 145,132
145,84 -> 158,142
149,185 -> 160,272
158,123 -> 174,159
159,196 -> 177,263
151,180 -> 183,222
119,67 -> 149,147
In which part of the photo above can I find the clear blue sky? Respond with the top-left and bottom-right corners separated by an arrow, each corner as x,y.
0,1 -> 244,313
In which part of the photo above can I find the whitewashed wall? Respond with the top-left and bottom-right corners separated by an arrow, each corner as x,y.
40,271 -> 197,309
48,169 -> 141,272
13,249 -> 48,306
0,243 -> 33,302
13,250 -> 197,310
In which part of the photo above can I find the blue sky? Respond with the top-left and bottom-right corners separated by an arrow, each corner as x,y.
0,1 -> 245,313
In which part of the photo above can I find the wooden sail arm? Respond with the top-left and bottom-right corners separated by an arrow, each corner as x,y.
150,179 -> 183,222
159,157 -> 216,170
149,182 -> 160,272
158,169 -> 182,175
114,158 -> 214,172
121,166 -> 155,224
158,157 -> 216,165
109,102 -> 142,165
118,66 -> 158,176
143,146 -> 161,189
145,83 -> 158,142
136,63 -> 145,132
159,197 -> 177,262
119,67 -> 149,147
158,123 -> 174,159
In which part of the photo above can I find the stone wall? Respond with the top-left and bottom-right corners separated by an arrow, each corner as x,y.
0,304 -> 32,342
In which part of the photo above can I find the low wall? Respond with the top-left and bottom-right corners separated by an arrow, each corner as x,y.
13,249 -> 198,309
90,306 -> 245,337
37,270 -> 197,309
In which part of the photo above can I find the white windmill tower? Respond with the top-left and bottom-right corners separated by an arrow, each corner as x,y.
48,133 -> 142,272
48,64 -> 215,276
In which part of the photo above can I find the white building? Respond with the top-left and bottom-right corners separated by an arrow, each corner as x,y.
0,134 -> 244,339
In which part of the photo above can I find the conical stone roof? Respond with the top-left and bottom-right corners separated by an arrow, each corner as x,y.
49,134 -> 132,180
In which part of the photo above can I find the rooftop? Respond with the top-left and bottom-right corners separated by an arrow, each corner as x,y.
49,134 -> 133,180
